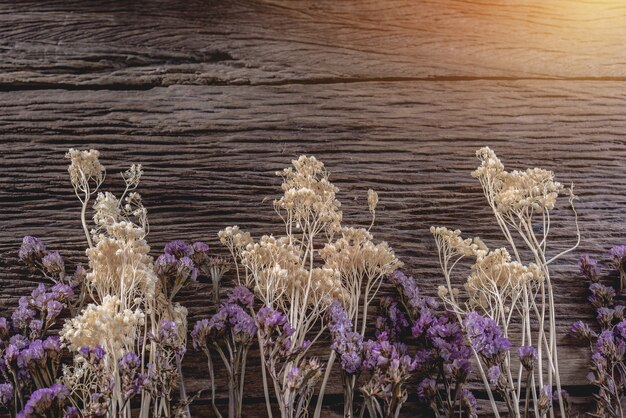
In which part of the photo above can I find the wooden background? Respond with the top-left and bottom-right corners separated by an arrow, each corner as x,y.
2,0 -> 626,416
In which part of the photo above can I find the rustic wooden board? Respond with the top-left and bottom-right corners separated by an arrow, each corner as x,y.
2,0 -> 626,415
3,0 -> 626,89
1,81 -> 625,415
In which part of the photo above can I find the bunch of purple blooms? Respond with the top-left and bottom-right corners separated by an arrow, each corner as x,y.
571,249 -> 626,417
0,268 -> 74,417
254,306 -> 319,418
155,240 -> 202,302
192,286 -> 257,418
327,301 -> 363,417
389,270 -> 477,418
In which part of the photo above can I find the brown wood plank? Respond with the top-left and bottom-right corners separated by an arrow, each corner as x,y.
0,80 -> 625,415
3,0 -> 626,88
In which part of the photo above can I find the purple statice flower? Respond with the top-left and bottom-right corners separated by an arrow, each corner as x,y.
78,345 -> 106,364
411,309 -> 437,338
118,351 -> 147,401
157,320 -> 179,345
614,320 -> 626,341
190,241 -> 210,265
164,240 -> 193,259
518,345 -> 537,370
327,301 -> 351,335
42,336 -> 61,360
286,366 -> 300,389
257,306 -> 289,330
375,297 -> 409,341
42,251 -> 65,275
570,320 -> 596,341
388,270 -> 438,313
464,312 -> 511,361
50,283 -> 74,302
17,340 -> 45,371
63,406 -> 80,418
487,365 -> 501,385
191,319 -> 210,350
596,307 -> 615,328
11,306 -> 35,331
327,301 -> 363,374
426,316 -> 469,363
539,384 -> 553,414
588,283 -> 616,308
225,286 -> 255,310
70,265 -> 87,286
458,388 -> 478,418
177,256 -> 198,282
609,245 -> 626,269
155,253 -> 177,277
448,358 -> 471,382
579,254 -> 600,282
362,333 -> 408,372
0,383 -> 13,406
596,329 -> 625,361
0,317 -> 8,341
46,300 -> 64,322
18,384 -> 70,418
211,304 -> 256,342
417,378 -> 437,403
29,320 -> 43,338
18,236 -> 46,266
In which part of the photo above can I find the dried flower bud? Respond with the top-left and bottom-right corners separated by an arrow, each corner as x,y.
367,189 -> 378,213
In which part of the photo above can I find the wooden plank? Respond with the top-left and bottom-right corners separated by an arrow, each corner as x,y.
3,0 -> 626,88
1,80 -> 625,415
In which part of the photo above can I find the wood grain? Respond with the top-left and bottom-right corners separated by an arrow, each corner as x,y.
1,81 -> 625,415
3,0 -> 626,89
2,0 -> 626,415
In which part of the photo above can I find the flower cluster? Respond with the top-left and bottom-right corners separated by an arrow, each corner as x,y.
192,287 -> 257,418
19,237 -> 69,284
572,250 -> 626,417
155,240 -> 203,301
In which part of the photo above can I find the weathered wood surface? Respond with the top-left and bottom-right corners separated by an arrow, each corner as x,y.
1,0 -> 626,416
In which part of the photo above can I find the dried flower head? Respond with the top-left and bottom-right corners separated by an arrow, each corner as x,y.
65,149 -> 105,192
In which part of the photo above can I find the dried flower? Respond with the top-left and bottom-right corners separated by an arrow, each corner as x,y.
518,345 -> 537,370
18,236 -> 47,267
580,254 -> 600,282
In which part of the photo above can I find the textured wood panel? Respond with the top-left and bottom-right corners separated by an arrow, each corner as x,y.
3,0 -> 626,89
1,81 -> 625,415
2,0 -> 626,415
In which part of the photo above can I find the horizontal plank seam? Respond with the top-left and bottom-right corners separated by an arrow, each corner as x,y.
5,75 -> 626,91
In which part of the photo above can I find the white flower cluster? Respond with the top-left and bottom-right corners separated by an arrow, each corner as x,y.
61,295 -> 144,361
65,148 -> 105,190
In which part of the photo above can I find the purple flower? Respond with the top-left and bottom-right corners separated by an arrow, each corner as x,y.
164,240 -> 193,259
191,241 -> 210,265
487,365 -> 500,385
18,384 -> 69,417
518,345 -> 537,370
579,254 -> 600,282
614,320 -> 626,341
42,251 -> 65,275
191,319 -> 210,350
286,366 -> 300,389
225,286 -> 255,310
458,388 -> 478,418
46,300 -> 64,322
328,301 -> 352,335
51,283 -> 74,301
596,307 -> 615,328
417,378 -> 437,403
0,383 -> 13,406
155,253 -> 178,277
70,265 -> 87,285
177,256 -> 198,282
63,406 -> 80,418
79,345 -> 105,363
18,236 -> 46,266
43,336 -> 61,360
11,306 -> 35,331
119,351 -> 146,400
375,298 -> 409,341
388,270 -> 438,313
588,283 -> 615,308
570,320 -> 596,341
464,312 -> 511,360
0,317 -> 8,340
257,306 -> 288,329
609,245 -> 626,269
539,385 -> 553,413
